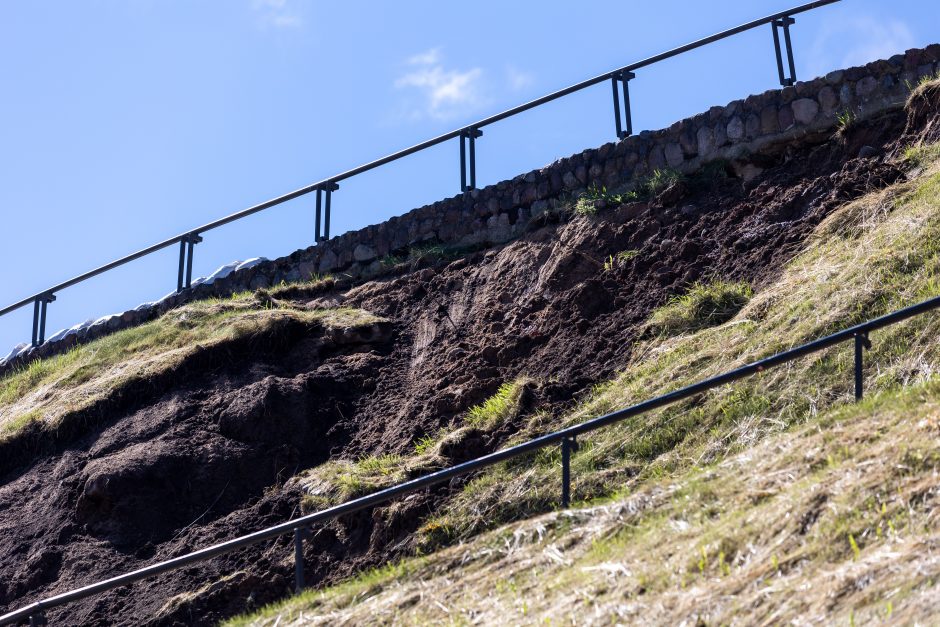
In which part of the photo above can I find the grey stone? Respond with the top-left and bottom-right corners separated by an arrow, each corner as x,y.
760,105 -> 779,133
858,145 -> 879,159
839,83 -> 853,106
664,143 -> 684,168
791,98 -> 819,125
296,260 -> 317,279
318,248 -> 339,273
818,86 -> 839,113
696,126 -> 715,157
856,76 -> 879,98
562,171 -> 579,190
530,199 -> 549,217
825,70 -> 844,84
713,122 -> 727,148
745,113 -> 760,138
648,145 -> 666,170
726,116 -> 745,141
778,105 -> 794,131
353,244 -> 376,263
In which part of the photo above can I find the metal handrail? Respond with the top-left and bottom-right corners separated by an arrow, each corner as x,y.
0,0 -> 841,348
2,292 -> 938,625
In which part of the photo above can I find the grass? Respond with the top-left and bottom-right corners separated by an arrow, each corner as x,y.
603,250 -> 640,272
221,144 -> 940,625
464,378 -> 529,430
228,376 -> 940,625
647,280 -> 753,336
0,292 -> 382,442
296,378 -> 531,514
905,71 -> 940,107
835,108 -> 857,140
574,184 -> 633,215
903,141 -> 940,169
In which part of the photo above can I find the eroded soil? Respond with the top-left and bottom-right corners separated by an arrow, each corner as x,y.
0,105 -> 916,625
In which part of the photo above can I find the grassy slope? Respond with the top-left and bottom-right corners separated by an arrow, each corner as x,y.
228,147 -> 940,625
0,285 -> 380,441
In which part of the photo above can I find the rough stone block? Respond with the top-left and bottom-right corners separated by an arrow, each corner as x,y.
664,143 -> 684,168
791,98 -> 819,125
726,116 -> 744,141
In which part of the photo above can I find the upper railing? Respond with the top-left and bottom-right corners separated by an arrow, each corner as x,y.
0,0 -> 840,349
3,286 -> 938,625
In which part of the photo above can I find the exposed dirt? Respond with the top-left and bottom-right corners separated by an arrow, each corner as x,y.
0,103 -> 920,625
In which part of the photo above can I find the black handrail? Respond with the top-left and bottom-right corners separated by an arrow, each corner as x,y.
0,0 -> 840,348
2,291 -> 938,625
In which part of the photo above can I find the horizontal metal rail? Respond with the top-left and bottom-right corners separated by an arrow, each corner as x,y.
0,0 -> 840,347
3,291 -> 938,625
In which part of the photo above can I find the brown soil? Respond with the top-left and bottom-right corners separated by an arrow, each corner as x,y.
0,104 -> 920,625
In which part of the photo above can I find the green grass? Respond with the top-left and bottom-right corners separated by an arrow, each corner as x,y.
835,109 -> 857,139
643,167 -> 684,196
648,280 -> 753,336
464,378 -> 529,430
0,293 -> 381,442
903,141 -> 940,169
224,128 -> 940,627
603,250 -> 640,271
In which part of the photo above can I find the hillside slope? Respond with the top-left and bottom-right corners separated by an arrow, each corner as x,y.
229,81 -> 940,625
0,79 -> 937,625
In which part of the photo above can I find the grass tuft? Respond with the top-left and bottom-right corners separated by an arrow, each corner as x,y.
648,280 -> 753,336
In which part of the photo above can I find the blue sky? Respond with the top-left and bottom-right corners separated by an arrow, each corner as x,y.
0,0 -> 937,353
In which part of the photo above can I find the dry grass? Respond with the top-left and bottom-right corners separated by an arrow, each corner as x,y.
227,378 -> 940,625
226,147 -> 940,625
0,293 -> 382,441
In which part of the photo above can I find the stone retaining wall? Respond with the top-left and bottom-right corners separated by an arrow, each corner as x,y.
2,44 -> 939,375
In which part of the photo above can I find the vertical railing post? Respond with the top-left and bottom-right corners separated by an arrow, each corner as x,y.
294,528 -> 305,594
176,239 -> 187,292
31,294 -> 55,347
561,436 -> 578,508
459,128 -> 483,192
771,17 -> 797,86
31,298 -> 40,347
315,188 -> 323,243
29,611 -> 47,626
318,182 -> 338,242
611,71 -> 635,139
854,331 -> 871,401
177,234 -> 203,292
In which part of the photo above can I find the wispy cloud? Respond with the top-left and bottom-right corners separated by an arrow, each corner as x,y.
505,66 -> 535,92
392,49 -> 537,123
252,0 -> 304,29
807,15 -> 915,77
394,48 -> 486,121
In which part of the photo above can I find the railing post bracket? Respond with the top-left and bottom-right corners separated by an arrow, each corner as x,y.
611,70 -> 636,139
176,233 -> 203,292
459,128 -> 483,192
315,182 -> 340,243
771,16 -> 797,86
31,293 -> 56,348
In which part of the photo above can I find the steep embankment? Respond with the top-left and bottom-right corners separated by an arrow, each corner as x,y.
0,78 -> 935,625
229,80 -> 940,626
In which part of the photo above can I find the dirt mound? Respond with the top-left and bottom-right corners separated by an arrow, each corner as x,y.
0,102 -> 920,625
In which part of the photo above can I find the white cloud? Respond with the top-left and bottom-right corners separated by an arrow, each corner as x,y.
252,0 -> 303,29
506,66 -> 535,92
394,49 -> 486,121
807,16 -> 915,77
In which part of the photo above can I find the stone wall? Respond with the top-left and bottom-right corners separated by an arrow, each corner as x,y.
2,44 -> 939,375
